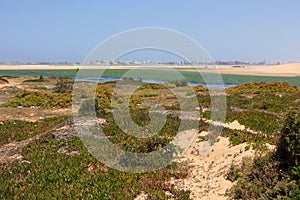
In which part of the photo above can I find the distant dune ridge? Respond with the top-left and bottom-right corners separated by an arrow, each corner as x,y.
216,63 -> 300,77
0,63 -> 299,77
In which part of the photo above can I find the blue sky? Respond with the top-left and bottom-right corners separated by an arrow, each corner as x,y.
1,0 -> 300,63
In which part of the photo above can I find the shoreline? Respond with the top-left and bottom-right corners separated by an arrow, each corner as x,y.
0,63 -> 300,77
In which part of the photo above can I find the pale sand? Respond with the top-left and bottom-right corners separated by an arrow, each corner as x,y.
216,63 -> 300,77
0,63 -> 299,77
171,135 -> 254,200
169,120 -> 257,200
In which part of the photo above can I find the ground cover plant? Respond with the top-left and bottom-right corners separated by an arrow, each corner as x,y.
2,77 -> 73,108
0,116 -> 69,145
2,91 -> 72,108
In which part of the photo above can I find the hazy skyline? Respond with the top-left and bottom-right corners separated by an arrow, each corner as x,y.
1,1 -> 300,63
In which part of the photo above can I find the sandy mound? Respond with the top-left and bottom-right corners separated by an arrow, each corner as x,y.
171,132 -> 254,200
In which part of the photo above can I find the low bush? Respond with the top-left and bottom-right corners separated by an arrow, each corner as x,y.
192,85 -> 208,92
95,85 -> 113,109
54,77 -> 74,93
226,110 -> 300,199
275,110 -> 300,181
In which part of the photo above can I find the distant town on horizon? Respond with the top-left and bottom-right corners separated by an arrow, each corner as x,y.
0,60 -> 296,66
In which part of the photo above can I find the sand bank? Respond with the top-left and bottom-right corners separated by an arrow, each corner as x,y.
0,63 -> 299,77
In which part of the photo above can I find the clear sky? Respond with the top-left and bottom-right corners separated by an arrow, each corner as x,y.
1,0 -> 300,63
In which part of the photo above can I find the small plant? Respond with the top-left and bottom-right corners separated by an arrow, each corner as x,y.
226,164 -> 241,182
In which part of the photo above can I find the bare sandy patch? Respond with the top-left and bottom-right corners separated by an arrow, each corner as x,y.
171,132 -> 254,200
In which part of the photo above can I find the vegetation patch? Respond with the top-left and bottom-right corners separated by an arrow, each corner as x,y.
226,81 -> 299,94
0,113 -> 191,199
53,77 -> 74,93
226,110 -> 300,199
2,91 -> 72,108
0,116 -> 69,145
192,85 -> 208,92
138,83 -> 167,90
31,86 -> 48,90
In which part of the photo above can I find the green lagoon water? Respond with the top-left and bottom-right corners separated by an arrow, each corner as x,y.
0,69 -> 299,87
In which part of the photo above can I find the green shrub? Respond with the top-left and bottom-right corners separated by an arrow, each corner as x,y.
275,110 -> 300,180
192,85 -> 208,92
54,77 -> 74,93
226,156 -> 300,199
95,85 -> 112,109
226,164 -> 241,182
226,110 -> 300,199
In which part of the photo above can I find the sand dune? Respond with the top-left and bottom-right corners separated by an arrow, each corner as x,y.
216,63 -> 300,77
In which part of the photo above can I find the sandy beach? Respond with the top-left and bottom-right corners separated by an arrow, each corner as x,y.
0,63 -> 299,77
